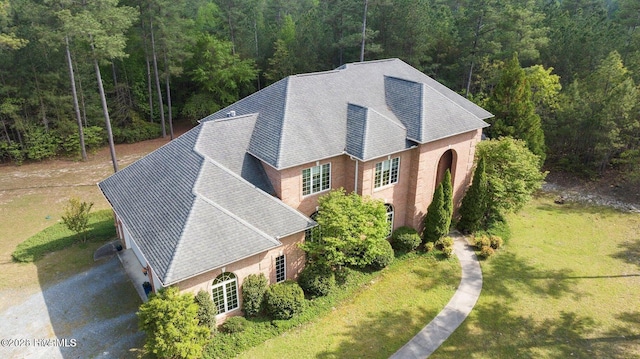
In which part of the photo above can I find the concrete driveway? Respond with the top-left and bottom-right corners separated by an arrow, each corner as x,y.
0,256 -> 143,358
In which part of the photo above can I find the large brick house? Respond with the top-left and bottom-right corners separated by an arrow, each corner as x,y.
98,58 -> 492,320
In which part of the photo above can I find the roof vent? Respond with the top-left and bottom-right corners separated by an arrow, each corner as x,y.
226,110 -> 236,117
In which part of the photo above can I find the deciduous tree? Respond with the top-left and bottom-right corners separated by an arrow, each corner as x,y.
301,189 -> 388,268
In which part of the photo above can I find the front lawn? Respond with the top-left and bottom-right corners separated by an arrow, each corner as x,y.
231,252 -> 461,359
436,194 -> 640,358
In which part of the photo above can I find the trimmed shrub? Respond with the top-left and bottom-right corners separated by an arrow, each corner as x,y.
194,290 -> 217,334
436,236 -> 454,249
479,245 -> 495,258
264,281 -> 305,320
221,316 -> 249,333
423,184 -> 449,243
298,264 -> 336,298
391,226 -> 421,253
436,237 -> 454,258
242,274 -> 268,317
368,239 -> 395,270
442,245 -> 454,258
472,235 -> 491,250
490,235 -> 504,249
424,242 -> 435,253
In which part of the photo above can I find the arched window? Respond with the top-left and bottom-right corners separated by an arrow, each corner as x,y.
385,204 -> 394,237
212,272 -> 238,314
305,211 -> 320,242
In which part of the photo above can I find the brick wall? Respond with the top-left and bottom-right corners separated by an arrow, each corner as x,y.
175,232 -> 306,322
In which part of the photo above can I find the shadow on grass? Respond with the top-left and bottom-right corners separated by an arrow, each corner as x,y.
315,307 -> 438,359
611,238 -> 640,269
484,251 -> 579,300
440,302 -> 638,358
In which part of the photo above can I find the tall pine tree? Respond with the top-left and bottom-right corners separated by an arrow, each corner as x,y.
485,53 -> 546,164
457,156 -> 489,233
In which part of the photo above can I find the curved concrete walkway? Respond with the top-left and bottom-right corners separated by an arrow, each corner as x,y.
390,235 -> 483,359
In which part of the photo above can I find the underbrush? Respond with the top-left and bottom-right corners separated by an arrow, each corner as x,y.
11,209 -> 116,262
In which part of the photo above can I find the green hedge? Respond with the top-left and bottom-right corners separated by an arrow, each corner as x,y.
11,209 -> 116,262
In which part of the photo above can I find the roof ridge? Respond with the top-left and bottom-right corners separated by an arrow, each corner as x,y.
274,77 -> 291,169
420,81 -> 485,121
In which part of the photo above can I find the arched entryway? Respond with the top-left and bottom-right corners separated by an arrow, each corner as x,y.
436,149 -> 456,186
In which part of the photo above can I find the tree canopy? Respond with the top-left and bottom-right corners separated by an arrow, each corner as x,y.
0,0 -> 638,181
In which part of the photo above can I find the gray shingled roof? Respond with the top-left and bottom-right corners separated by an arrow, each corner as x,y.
205,58 -> 492,169
99,58 -> 491,286
99,118 -> 315,286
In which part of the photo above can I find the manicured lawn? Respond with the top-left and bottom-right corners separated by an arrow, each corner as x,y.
435,194 -> 640,358
12,209 -> 115,262
235,253 -> 461,359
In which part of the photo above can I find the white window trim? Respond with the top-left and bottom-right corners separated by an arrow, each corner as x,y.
275,254 -> 286,283
374,157 -> 400,190
302,163 -> 331,196
212,273 -> 239,316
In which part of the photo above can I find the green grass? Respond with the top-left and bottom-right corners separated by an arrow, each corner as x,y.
211,251 -> 460,359
11,209 -> 116,262
435,194 -> 640,358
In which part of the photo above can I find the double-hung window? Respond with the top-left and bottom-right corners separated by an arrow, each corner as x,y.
302,163 -> 331,196
374,157 -> 400,188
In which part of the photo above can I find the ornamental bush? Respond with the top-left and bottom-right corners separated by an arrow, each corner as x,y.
490,235 -> 504,249
264,281 -> 305,320
423,184 -> 449,243
241,274 -> 268,317
391,226 -> 421,253
221,316 -> 249,333
472,235 -> 491,250
194,290 -> 217,334
424,242 -> 435,253
479,245 -> 495,258
368,239 -> 395,270
436,237 -> 455,258
298,264 -> 336,298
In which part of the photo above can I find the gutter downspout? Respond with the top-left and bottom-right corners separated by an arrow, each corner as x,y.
350,156 -> 359,194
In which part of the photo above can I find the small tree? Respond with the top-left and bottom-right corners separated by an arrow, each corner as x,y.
441,169 -> 453,231
457,157 -> 489,233
423,184 -> 449,243
301,189 -> 388,268
61,198 -> 94,242
476,137 -> 547,214
137,287 -> 209,359
194,290 -> 217,335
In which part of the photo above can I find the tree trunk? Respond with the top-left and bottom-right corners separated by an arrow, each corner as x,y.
360,0 -> 368,62
141,17 -> 154,122
150,18 -> 166,138
163,51 -> 174,140
91,37 -> 118,173
65,36 -> 87,161
72,55 -> 88,127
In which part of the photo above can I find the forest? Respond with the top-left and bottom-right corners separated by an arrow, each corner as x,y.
0,0 -> 639,180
